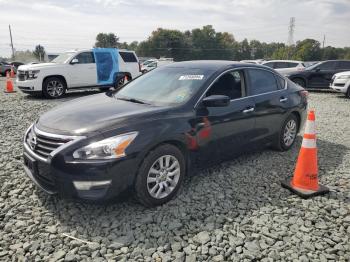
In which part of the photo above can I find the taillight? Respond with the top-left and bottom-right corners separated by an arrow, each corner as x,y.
299,90 -> 308,101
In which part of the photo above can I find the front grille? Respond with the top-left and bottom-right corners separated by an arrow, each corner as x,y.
17,70 -> 28,81
26,126 -> 72,159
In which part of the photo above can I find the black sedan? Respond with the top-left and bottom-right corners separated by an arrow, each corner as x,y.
287,60 -> 350,89
23,61 -> 308,206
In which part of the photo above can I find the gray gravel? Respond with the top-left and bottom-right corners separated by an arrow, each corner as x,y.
1,79 -> 350,261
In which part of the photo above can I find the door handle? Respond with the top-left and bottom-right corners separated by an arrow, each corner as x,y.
279,97 -> 288,102
242,107 -> 254,113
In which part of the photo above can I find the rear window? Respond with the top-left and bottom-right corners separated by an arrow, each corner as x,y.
119,52 -> 138,63
247,69 -> 279,95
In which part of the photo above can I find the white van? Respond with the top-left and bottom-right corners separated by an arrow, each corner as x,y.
16,48 -> 142,98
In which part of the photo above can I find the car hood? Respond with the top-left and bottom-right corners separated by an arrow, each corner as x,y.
18,63 -> 60,71
334,71 -> 350,77
36,93 -> 169,136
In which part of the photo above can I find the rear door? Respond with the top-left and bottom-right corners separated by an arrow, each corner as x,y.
119,51 -> 141,79
308,61 -> 337,88
246,68 -> 289,146
68,52 -> 97,87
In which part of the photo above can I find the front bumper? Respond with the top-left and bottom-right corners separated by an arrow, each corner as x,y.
23,142 -> 140,201
16,78 -> 42,92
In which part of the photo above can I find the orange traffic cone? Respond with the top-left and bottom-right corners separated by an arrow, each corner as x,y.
124,75 -> 129,84
10,66 -> 15,78
4,71 -> 16,93
281,110 -> 329,198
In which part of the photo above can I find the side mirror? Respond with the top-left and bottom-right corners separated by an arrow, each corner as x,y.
71,58 -> 79,64
202,95 -> 230,107
315,67 -> 320,72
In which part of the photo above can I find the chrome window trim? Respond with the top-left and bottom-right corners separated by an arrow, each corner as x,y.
194,67 -> 287,108
24,124 -> 86,163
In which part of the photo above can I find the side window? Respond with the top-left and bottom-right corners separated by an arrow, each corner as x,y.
247,69 -> 279,95
119,52 -> 138,63
74,52 -> 95,64
336,61 -> 350,70
275,75 -> 286,89
288,62 -> 299,68
263,62 -> 274,68
317,61 -> 336,70
274,62 -> 288,69
206,70 -> 246,100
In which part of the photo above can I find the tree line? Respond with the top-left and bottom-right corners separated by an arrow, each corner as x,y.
95,25 -> 350,62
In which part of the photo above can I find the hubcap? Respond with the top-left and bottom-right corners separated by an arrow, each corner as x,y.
147,155 -> 180,199
283,119 -> 297,147
47,80 -> 64,97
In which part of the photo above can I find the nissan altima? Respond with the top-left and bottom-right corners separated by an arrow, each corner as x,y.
23,61 -> 308,206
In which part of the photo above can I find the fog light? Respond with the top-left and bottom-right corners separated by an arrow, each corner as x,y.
73,180 -> 111,191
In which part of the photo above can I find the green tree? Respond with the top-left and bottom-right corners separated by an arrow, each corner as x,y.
292,39 -> 321,61
95,33 -> 120,48
33,44 -> 45,61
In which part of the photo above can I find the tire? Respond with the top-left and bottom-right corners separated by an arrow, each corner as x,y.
274,114 -> 299,151
42,77 -> 66,99
292,78 -> 306,88
134,144 -> 186,207
114,75 -> 129,89
346,88 -> 350,99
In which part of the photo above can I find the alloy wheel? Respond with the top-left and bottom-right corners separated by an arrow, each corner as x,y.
147,155 -> 181,199
283,119 -> 297,147
46,80 -> 64,97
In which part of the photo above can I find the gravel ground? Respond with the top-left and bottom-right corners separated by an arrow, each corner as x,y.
0,78 -> 349,262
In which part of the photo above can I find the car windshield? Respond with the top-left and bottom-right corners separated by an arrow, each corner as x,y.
115,67 -> 212,106
51,52 -> 75,63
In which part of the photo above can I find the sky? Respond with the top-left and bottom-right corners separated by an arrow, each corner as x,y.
0,0 -> 349,57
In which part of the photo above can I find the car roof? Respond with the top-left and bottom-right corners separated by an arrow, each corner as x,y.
165,60 -> 267,70
263,60 -> 303,63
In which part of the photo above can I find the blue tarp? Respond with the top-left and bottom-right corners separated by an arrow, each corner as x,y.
93,48 -> 119,85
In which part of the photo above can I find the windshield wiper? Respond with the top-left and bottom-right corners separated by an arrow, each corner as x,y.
117,96 -> 150,105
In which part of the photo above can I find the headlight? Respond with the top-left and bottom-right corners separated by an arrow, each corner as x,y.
337,75 -> 350,80
28,70 -> 40,79
73,132 -> 138,160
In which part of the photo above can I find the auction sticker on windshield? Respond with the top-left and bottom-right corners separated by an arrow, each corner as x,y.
179,75 -> 204,80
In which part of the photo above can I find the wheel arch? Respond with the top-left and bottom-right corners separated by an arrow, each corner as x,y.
290,111 -> 301,133
42,75 -> 68,89
291,76 -> 307,86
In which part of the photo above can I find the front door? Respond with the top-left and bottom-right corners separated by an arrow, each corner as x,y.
195,69 -> 256,164
308,61 -> 337,88
69,52 -> 97,87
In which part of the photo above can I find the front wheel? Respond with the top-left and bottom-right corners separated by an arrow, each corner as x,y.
274,114 -> 299,151
42,77 -> 66,99
346,88 -> 350,99
134,144 -> 185,207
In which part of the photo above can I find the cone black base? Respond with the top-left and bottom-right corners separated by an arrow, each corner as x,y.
281,180 -> 329,199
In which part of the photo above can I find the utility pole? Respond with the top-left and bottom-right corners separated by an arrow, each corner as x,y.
9,24 -> 15,59
322,34 -> 326,49
287,17 -> 295,59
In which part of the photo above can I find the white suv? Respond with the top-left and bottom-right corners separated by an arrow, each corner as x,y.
262,60 -> 305,76
330,71 -> 350,98
16,49 -> 142,98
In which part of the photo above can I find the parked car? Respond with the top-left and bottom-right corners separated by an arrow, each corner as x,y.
240,60 -> 264,64
262,60 -> 305,76
23,61 -> 307,206
16,48 -> 142,98
141,58 -> 174,73
330,71 -> 350,98
0,61 -> 12,76
286,60 -> 350,89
